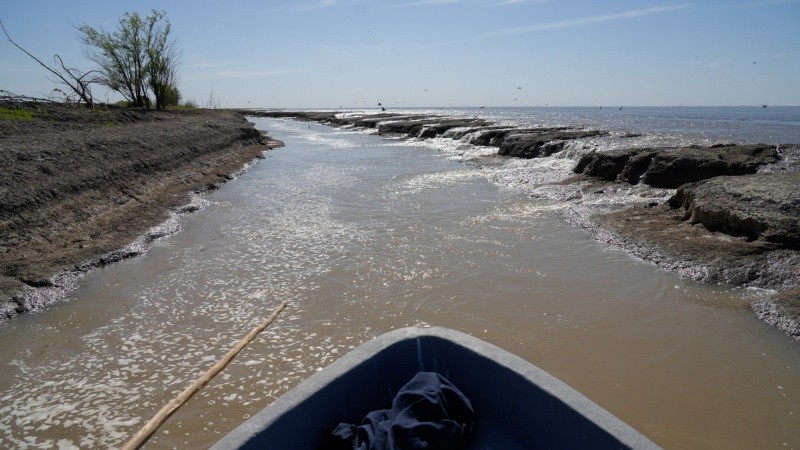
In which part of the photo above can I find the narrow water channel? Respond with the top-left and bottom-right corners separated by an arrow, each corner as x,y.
0,118 -> 797,449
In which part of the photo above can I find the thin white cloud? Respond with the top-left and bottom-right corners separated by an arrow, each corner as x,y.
291,0 -> 338,13
687,58 -> 744,68
383,0 -> 462,9
488,0 -> 551,5
192,62 -> 229,68
490,4 -> 691,35
729,0 -> 798,8
186,69 -> 305,80
707,59 -> 733,68
213,69 -> 302,79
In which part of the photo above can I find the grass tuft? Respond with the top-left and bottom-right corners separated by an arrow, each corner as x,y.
0,107 -> 34,120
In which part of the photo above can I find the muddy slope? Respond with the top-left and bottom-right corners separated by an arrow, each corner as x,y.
0,102 -> 280,319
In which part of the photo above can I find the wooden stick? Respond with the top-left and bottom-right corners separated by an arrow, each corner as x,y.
121,300 -> 288,450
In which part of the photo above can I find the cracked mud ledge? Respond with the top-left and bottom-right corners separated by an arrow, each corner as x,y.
563,176 -> 800,341
249,110 -> 800,340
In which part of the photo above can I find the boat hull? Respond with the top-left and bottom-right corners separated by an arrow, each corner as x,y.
212,327 -> 659,449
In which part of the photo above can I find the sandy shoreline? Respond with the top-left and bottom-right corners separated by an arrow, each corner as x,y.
0,102 -> 282,319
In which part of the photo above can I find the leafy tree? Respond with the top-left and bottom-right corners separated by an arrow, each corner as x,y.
79,10 -> 180,109
162,84 -> 181,107
145,14 -> 180,110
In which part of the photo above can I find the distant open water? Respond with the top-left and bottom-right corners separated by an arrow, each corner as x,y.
362,106 -> 800,144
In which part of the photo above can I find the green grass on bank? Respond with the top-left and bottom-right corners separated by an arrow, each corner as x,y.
0,107 -> 34,121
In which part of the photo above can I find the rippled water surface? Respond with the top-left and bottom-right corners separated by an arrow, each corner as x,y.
0,113 -> 798,449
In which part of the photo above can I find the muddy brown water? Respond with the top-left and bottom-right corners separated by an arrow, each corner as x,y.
0,118 -> 798,449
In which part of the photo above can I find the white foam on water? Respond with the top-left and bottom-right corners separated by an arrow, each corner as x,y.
490,156 -> 576,191
414,136 -> 499,162
0,135 -> 377,447
391,169 -> 488,196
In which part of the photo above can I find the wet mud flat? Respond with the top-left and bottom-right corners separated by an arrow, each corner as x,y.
0,102 -> 281,319
247,110 -> 800,339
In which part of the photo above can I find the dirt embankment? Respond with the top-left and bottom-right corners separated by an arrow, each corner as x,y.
0,102 -> 281,319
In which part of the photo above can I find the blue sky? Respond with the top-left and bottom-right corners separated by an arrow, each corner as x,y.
1,0 -> 798,108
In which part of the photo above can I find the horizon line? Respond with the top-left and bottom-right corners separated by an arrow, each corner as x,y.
236,104 -> 798,109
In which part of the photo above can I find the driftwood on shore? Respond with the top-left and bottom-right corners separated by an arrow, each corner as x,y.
122,300 -> 287,450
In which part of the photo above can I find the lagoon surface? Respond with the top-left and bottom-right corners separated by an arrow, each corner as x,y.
0,108 -> 798,449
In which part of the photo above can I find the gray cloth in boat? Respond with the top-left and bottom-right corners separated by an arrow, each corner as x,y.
331,371 -> 475,449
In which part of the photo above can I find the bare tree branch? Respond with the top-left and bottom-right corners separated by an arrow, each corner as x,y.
1,18 -> 96,107
0,89 -> 59,103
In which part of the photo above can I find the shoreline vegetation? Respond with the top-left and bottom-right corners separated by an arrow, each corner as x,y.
1,104 -> 797,341
0,101 -> 282,319
246,110 -> 800,340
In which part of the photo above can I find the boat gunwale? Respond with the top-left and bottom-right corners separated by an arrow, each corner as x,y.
212,326 -> 660,449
